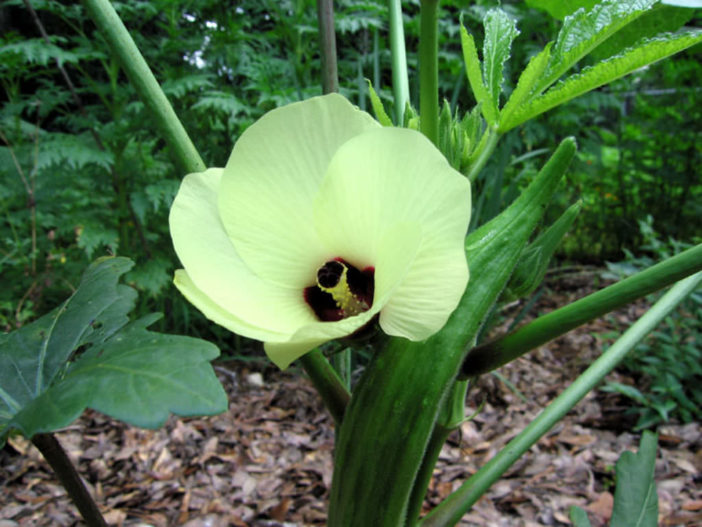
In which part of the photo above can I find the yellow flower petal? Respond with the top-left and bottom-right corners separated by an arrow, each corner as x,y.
218,94 -> 380,288
314,127 -> 471,340
174,270 -> 287,342
264,222 -> 422,369
169,169 -> 314,335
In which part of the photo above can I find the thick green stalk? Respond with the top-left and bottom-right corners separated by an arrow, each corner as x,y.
406,379 -> 470,525
298,349 -> 350,424
317,0 -> 339,94
82,0 -> 205,174
421,271 -> 702,526
405,423 -> 452,525
461,243 -> 702,378
388,0 -> 409,124
32,433 -> 107,527
327,139 -> 576,526
419,0 -> 439,144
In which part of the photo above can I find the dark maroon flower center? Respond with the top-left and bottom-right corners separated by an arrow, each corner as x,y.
304,259 -> 374,322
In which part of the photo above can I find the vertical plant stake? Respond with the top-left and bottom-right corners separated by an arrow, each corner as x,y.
12,0 -> 697,525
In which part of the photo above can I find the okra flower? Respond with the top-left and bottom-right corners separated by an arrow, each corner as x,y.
169,94 -> 471,369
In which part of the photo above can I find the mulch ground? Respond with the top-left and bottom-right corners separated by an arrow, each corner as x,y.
1,271 -> 701,526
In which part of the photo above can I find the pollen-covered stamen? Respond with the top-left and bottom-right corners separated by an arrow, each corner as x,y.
316,261 -> 369,317
304,259 -> 374,322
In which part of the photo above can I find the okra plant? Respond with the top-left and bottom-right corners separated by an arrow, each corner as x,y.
1,0 -> 701,526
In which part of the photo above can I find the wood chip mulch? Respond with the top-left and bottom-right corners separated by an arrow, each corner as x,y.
1,273 -> 701,526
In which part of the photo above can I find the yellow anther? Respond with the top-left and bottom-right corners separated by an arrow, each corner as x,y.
317,262 -> 369,317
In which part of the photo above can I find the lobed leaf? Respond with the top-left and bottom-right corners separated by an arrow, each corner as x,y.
191,90 -> 247,117
590,4 -> 695,60
482,9 -> 519,114
366,80 -> 393,126
503,30 -> 702,131
0,258 -> 136,439
498,44 -> 551,132
8,315 -> 225,435
0,257 -> 227,446
525,0 -> 600,20
460,23 -> 497,126
35,134 -> 114,172
536,0 -> 658,93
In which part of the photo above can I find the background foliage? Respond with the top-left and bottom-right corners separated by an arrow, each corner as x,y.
1,1 -> 700,424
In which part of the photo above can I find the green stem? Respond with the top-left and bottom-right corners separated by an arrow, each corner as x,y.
461,243 -> 702,378
421,272 -> 702,526
406,379 -> 469,525
330,347 -> 352,391
81,0 -> 205,174
32,433 -> 107,527
419,0 -> 439,144
317,0 -> 339,94
465,127 -> 499,181
298,349 -> 350,424
388,0 -> 409,124
405,424 -> 452,526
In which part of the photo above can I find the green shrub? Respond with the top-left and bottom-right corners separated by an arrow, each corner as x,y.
602,216 -> 702,429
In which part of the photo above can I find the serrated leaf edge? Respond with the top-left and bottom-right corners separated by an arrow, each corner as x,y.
505,30 -> 702,129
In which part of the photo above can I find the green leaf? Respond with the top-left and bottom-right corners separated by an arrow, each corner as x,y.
366,80 -> 393,126
460,23 -> 497,126
504,30 -> 702,130
36,133 -> 114,172
126,257 -> 172,297
77,222 -> 119,259
610,431 -> 659,527
498,44 -> 551,132
537,0 -> 659,93
161,74 -> 214,98
0,38 -> 80,67
482,9 -> 519,113
0,258 -> 136,435
569,505 -> 593,527
0,257 -> 227,445
526,0 -> 600,20
591,4 -> 695,60
191,90 -> 247,117
602,381 -> 649,406
10,314 -> 225,433
662,0 -> 702,6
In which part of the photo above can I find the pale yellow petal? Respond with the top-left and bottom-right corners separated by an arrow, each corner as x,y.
314,127 -> 471,340
169,168 -> 314,335
264,223 -> 422,369
218,94 -> 380,288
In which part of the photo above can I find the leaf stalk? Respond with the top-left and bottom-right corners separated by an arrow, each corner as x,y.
32,433 -> 107,527
81,0 -> 206,173
461,243 -> 702,378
